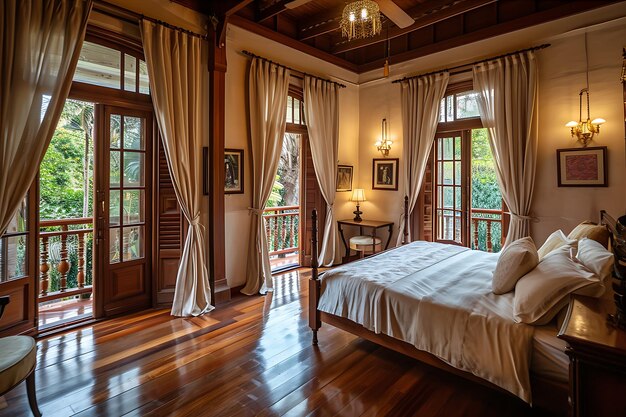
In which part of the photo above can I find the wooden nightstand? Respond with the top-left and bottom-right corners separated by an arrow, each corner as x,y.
558,295 -> 626,417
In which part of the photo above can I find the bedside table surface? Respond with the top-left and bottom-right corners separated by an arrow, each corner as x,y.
337,219 -> 393,228
558,295 -> 626,356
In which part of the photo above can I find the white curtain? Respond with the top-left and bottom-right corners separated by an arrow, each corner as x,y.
396,73 -> 449,245
473,51 -> 538,245
303,76 -> 341,266
141,21 -> 213,316
0,0 -> 91,236
242,58 -> 291,295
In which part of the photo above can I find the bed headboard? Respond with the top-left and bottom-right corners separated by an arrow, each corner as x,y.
600,210 -> 626,328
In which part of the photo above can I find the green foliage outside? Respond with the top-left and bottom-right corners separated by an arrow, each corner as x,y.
471,128 -> 503,253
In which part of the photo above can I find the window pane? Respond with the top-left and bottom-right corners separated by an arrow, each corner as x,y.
442,210 -> 454,240
123,116 -> 143,150
455,213 -> 462,242
3,198 -> 27,234
110,115 -> 121,148
110,151 -> 121,187
110,228 -> 120,264
286,96 -> 293,123
443,161 -> 453,184
471,128 -> 502,210
454,136 -> 461,159
123,190 -> 144,224
443,137 -> 453,160
122,226 -> 144,261
123,152 -> 144,187
0,235 -> 27,282
437,185 -> 442,207
455,187 -> 462,210
74,41 -> 121,89
446,95 -> 454,122
124,54 -> 137,92
456,92 -> 480,119
110,190 -> 120,226
294,99 -> 300,124
139,60 -> 150,94
455,161 -> 461,185
443,187 -> 453,209
437,161 -> 442,184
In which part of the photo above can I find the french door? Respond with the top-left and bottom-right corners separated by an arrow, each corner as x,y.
95,105 -> 152,317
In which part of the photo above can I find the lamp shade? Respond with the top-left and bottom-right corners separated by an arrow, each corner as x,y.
350,188 -> 366,202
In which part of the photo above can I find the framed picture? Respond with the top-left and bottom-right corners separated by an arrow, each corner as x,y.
372,158 -> 399,190
336,165 -> 353,192
225,148 -> 244,194
557,147 -> 608,187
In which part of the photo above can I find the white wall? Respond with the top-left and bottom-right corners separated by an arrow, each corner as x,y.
224,25 -> 360,288
356,3 -> 626,247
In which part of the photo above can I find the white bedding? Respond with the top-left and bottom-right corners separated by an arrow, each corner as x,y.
318,241 -> 536,402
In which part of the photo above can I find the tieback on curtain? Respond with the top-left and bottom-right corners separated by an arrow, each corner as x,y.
248,207 -> 265,216
508,212 -> 536,222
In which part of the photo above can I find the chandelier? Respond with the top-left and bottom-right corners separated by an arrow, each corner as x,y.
565,88 -> 605,148
340,0 -> 382,41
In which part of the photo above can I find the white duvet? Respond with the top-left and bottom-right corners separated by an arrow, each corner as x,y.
317,241 -> 535,403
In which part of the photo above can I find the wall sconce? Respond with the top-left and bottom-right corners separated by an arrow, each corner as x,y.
565,88 -> 605,147
375,118 -> 392,157
350,188 -> 366,222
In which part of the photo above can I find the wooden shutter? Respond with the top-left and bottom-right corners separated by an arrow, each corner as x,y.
415,149 -> 434,242
301,134 -> 326,267
153,134 -> 185,306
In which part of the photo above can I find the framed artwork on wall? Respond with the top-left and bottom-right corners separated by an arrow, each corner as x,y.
372,158 -> 399,190
556,147 -> 608,187
336,165 -> 353,192
225,148 -> 244,194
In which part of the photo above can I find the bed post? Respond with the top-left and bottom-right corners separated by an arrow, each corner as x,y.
403,196 -> 409,245
309,209 -> 321,345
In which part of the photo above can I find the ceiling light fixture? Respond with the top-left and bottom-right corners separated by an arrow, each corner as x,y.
340,0 -> 382,41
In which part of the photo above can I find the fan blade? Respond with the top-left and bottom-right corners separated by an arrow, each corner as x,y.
376,0 -> 414,28
285,0 -> 316,9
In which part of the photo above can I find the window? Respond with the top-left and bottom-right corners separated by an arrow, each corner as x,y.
430,85 -> 508,252
74,41 -> 149,94
0,197 -> 28,282
286,95 -> 306,126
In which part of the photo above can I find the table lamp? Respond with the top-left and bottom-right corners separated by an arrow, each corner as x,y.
350,188 -> 366,222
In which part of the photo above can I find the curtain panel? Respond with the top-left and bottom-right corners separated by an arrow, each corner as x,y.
141,21 -> 213,316
242,58 -> 291,295
303,76 -> 341,266
396,73 -> 450,245
0,0 -> 92,236
473,51 -> 538,245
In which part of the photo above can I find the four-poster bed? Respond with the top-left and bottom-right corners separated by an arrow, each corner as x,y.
307,196 -> 570,415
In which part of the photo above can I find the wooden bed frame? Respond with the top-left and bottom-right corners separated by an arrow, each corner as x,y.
307,197 -> 569,416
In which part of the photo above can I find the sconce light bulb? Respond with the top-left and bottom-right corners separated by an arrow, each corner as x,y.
565,121 -> 578,128
591,118 -> 606,125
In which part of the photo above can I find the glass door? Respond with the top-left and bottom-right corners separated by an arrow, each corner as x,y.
95,105 -> 152,317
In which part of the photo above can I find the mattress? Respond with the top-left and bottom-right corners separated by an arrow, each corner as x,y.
531,324 -> 569,383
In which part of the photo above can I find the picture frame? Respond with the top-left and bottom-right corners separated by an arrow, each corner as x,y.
225,148 -> 244,194
556,147 -> 608,187
336,165 -> 353,192
372,158 -> 399,191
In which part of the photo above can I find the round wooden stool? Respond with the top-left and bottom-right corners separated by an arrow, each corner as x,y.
349,235 -> 382,258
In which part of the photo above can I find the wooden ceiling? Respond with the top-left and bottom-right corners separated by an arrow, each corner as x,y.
172,0 -> 620,73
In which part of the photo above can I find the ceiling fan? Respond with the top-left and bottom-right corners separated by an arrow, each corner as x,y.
284,0 -> 415,29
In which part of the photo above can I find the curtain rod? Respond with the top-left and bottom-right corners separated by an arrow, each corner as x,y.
242,50 -> 347,88
141,15 -> 208,40
392,43 -> 550,84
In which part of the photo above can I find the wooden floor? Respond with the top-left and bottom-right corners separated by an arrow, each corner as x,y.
2,269 -> 553,417
38,298 -> 93,329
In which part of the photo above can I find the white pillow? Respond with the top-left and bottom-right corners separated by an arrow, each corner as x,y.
537,230 -> 577,260
576,237 -> 614,283
492,237 -> 538,294
514,245 -> 602,325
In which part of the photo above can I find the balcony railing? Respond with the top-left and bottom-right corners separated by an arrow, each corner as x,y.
263,206 -> 299,257
39,218 -> 93,303
471,208 -> 504,253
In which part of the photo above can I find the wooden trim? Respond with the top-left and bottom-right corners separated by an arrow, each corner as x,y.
69,82 -> 152,111
228,15 -> 359,73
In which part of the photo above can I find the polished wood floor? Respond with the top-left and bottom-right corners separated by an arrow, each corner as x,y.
38,298 -> 93,329
1,269 -> 552,417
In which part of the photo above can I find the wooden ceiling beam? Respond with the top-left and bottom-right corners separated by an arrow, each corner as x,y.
228,14 -> 359,73
331,0 -> 497,54
297,5 -> 345,41
257,0 -> 292,23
